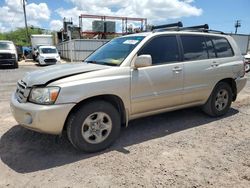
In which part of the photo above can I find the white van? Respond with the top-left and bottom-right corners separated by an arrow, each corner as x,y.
38,46 -> 61,65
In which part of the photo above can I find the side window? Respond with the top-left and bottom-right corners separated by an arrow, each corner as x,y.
138,36 -> 180,65
205,37 -> 216,58
181,35 -> 208,61
211,37 -> 234,58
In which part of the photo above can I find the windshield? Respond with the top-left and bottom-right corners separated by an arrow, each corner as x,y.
84,36 -> 145,66
41,48 -> 57,54
0,42 -> 12,50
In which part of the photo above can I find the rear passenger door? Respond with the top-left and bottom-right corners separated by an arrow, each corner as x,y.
131,35 -> 183,115
181,34 -> 234,104
209,36 -> 235,76
180,35 -> 216,104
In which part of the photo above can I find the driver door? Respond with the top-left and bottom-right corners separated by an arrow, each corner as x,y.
131,35 -> 183,115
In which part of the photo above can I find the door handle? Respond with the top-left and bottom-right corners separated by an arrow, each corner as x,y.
212,61 -> 219,67
172,66 -> 182,72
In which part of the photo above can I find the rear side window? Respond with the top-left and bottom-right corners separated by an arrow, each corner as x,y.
138,35 -> 180,65
180,35 -> 208,61
205,37 -> 216,58
211,37 -> 234,58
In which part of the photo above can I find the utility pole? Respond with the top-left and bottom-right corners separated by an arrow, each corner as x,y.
235,20 -> 241,34
22,0 -> 29,43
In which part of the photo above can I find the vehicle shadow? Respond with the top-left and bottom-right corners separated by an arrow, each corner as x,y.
0,107 -> 239,173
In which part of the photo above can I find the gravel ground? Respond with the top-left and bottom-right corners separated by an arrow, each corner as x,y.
0,63 -> 250,187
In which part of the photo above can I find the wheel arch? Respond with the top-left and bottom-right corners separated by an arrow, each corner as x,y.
63,94 -> 127,131
216,78 -> 237,101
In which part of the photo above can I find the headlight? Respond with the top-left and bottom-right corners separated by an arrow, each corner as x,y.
29,87 -> 60,104
11,54 -> 16,59
56,55 -> 60,58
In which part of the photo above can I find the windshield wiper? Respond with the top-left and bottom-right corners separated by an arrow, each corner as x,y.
84,60 -> 118,66
84,60 -> 98,64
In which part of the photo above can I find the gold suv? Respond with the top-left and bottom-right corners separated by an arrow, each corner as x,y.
10,24 -> 247,152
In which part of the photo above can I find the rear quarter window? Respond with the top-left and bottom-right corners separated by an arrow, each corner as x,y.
180,35 -> 208,61
210,36 -> 234,58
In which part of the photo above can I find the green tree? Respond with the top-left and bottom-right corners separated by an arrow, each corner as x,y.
0,27 -> 44,46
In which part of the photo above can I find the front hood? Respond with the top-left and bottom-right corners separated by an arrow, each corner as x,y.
0,49 -> 15,54
245,54 -> 250,59
22,63 -> 109,87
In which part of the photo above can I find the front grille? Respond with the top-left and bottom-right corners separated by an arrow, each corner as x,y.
16,80 -> 30,103
0,60 -> 15,65
0,53 -> 13,59
44,58 -> 57,63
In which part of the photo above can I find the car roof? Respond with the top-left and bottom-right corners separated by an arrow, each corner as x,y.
0,40 -> 14,44
119,30 -> 228,39
39,45 -> 56,49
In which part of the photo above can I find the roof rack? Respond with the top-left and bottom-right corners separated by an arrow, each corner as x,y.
152,23 -> 225,34
181,24 -> 209,30
151,22 -> 183,31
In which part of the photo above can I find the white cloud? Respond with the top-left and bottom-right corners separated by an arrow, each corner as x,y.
56,7 -> 92,31
57,0 -> 202,31
0,0 -> 50,32
26,3 -> 50,20
0,0 -> 202,32
50,20 -> 63,31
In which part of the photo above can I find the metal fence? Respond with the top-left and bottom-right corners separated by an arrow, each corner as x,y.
57,39 -> 109,61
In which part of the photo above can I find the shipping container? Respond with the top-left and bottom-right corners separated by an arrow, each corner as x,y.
230,34 -> 250,55
57,39 -> 109,61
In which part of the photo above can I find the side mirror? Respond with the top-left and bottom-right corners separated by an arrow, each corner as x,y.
134,55 -> 152,68
58,51 -> 61,55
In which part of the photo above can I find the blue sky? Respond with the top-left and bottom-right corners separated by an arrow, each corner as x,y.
0,0 -> 249,34
181,0 -> 250,34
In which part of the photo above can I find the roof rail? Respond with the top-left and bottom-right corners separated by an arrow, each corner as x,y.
151,22 -> 183,31
180,24 -> 209,30
204,29 -> 225,34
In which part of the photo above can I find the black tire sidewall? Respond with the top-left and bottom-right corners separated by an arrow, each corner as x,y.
210,83 -> 232,116
68,101 -> 121,152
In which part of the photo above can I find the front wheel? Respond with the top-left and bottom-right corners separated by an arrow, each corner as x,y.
202,82 -> 232,117
66,101 -> 121,152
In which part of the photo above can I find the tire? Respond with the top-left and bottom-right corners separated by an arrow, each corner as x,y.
66,100 -> 121,152
14,61 -> 18,69
33,55 -> 36,61
202,82 -> 232,117
245,63 -> 250,73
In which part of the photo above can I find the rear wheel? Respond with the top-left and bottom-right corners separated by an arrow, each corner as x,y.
67,100 -> 121,152
245,63 -> 250,73
32,55 -> 36,61
202,82 -> 232,117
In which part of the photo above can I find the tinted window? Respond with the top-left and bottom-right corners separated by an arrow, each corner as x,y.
0,42 -> 12,50
205,37 -> 216,58
138,36 -> 180,65
211,37 -> 234,58
181,35 -> 208,61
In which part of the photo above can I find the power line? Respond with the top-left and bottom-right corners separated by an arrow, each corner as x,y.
22,0 -> 29,43
234,20 -> 241,34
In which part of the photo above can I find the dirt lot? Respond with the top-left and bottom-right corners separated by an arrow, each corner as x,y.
0,62 -> 250,187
